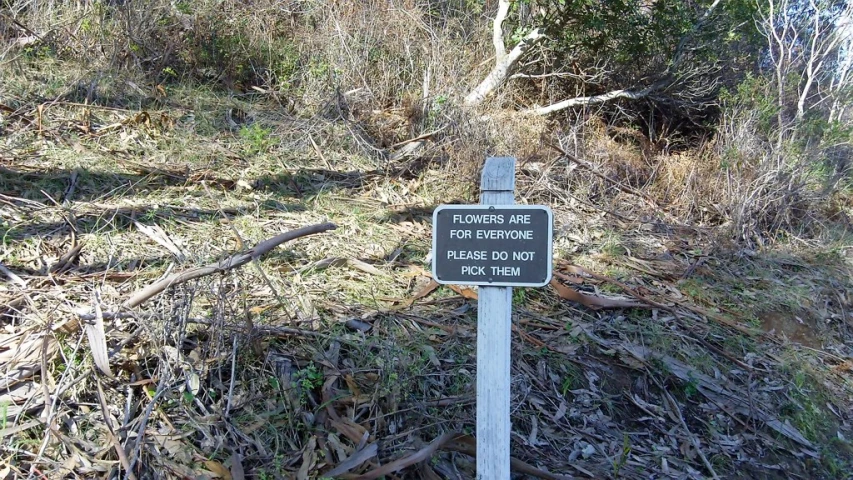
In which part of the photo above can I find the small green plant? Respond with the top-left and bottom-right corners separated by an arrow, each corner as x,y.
560,363 -> 583,396
612,434 -> 631,478
174,1 -> 192,14
600,231 -> 626,257
238,123 -> 274,155
512,288 -> 527,305
683,377 -> 699,399
294,364 -> 324,392
778,365 -> 832,444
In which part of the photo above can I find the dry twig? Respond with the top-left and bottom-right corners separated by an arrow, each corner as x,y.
124,222 -> 337,308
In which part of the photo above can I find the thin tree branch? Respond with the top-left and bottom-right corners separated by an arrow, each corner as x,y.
123,222 -> 337,308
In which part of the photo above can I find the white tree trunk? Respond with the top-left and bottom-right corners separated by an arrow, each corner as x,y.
797,0 -> 851,119
465,0 -> 725,113
493,0 -> 511,63
464,28 -> 545,106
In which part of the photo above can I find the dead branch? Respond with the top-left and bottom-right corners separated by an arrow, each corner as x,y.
123,222 -> 337,308
548,144 -> 664,210
526,86 -> 653,116
464,28 -> 546,106
349,432 -> 573,480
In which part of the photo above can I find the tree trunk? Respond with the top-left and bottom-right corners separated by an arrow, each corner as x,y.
464,29 -> 544,106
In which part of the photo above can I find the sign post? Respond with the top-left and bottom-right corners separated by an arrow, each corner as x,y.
431,157 -> 552,478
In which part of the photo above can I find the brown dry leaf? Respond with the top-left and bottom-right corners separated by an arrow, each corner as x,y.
445,435 -> 573,479
134,221 -> 185,259
448,285 -> 478,300
323,443 -> 378,478
0,331 -> 58,390
402,264 -> 432,278
152,434 -> 194,464
623,256 -> 685,279
331,419 -> 369,445
832,361 -> 853,373
353,432 -> 571,480
411,279 -> 440,301
553,271 -> 584,284
344,374 -> 362,397
0,382 -> 43,418
354,433 -> 458,480
326,433 -> 351,462
204,460 -> 232,480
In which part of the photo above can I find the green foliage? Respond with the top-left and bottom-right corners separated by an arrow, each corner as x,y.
682,376 -> 699,399
294,364 -> 324,392
238,123 -> 275,156
174,1 -> 192,15
600,231 -> 626,257
530,0 -> 758,74
612,434 -> 632,478
512,288 -> 527,305
719,74 -> 779,142
779,365 -> 834,446
560,363 -> 583,396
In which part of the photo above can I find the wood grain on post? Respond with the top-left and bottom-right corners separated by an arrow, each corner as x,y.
477,157 -> 515,479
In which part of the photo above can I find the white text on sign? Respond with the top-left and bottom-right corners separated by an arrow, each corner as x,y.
451,214 -> 532,224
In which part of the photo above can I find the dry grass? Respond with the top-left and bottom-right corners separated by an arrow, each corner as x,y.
2,2 -> 853,479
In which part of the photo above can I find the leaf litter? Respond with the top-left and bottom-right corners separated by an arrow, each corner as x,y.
0,74 -> 851,480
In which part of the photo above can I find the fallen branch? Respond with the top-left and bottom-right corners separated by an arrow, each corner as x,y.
492,0 -> 511,62
548,143 -> 663,210
123,222 -> 337,308
550,277 -> 644,310
347,432 -> 573,480
558,263 -> 676,313
526,86 -> 653,116
445,435 -> 576,480
0,262 -> 27,288
96,379 -> 137,480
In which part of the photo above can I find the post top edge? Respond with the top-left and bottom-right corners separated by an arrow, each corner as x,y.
481,157 -> 517,192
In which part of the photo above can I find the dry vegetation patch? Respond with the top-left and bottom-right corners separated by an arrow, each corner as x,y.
2,2 -> 853,478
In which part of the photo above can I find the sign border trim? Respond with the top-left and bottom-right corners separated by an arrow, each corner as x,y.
431,204 -> 554,287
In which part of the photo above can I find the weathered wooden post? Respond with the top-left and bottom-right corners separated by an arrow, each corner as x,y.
476,157 -> 515,478
432,157 -> 552,478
